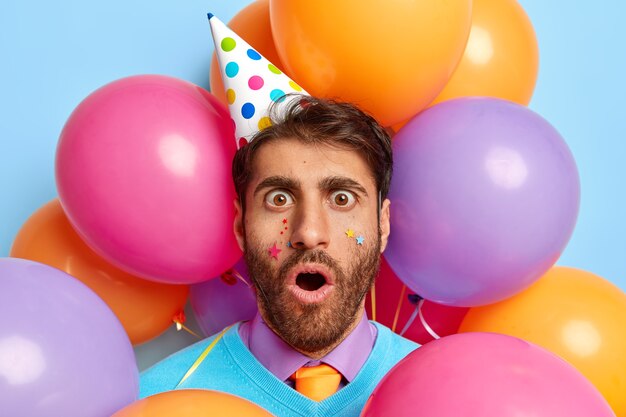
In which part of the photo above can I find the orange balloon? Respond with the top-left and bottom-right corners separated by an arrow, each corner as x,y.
210,0 -> 287,106
10,200 -> 189,345
431,0 -> 539,106
390,120 -> 408,134
112,389 -> 275,417
270,0 -> 472,126
460,266 -> 626,416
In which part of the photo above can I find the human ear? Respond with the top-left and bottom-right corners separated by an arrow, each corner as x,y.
379,198 -> 391,253
233,198 -> 245,251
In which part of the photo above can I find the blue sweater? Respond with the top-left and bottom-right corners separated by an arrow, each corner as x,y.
140,321 -> 417,417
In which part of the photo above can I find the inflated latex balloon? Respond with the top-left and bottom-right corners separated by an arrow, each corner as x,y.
366,257 -> 468,344
10,199 -> 189,345
431,0 -> 539,106
386,97 -> 580,306
210,0 -> 288,106
269,0 -> 472,126
362,333 -> 615,417
460,266 -> 626,416
190,257 -> 257,336
0,257 -> 138,417
56,75 -> 241,284
111,389 -> 275,417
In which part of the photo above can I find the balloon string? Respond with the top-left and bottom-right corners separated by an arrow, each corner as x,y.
175,324 -> 233,388
399,298 -> 441,340
174,321 -> 202,339
399,302 -> 419,336
417,299 -> 441,340
231,268 -> 252,288
172,310 -> 202,339
370,284 -> 377,322
391,284 -> 407,333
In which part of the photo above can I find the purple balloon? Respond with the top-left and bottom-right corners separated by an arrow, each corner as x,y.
386,97 -> 580,306
0,257 -> 138,417
362,333 -> 615,417
190,257 -> 257,336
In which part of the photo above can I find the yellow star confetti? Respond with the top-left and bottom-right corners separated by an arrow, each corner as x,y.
345,229 -> 355,238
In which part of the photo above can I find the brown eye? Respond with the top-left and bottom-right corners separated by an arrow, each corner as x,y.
330,190 -> 356,208
273,194 -> 287,206
334,193 -> 349,206
265,190 -> 294,208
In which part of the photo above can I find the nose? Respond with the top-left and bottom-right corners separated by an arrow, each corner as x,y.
289,200 -> 330,250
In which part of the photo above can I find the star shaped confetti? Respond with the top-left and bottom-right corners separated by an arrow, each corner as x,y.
356,236 -> 365,245
268,243 -> 282,259
286,241 -> 292,248
345,229 -> 355,238
282,218 -> 288,224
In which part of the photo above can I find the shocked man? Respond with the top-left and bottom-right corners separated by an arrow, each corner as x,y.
139,14 -> 418,417
139,97 -> 418,416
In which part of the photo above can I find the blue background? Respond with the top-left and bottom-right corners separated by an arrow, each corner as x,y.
2,1 -> 624,367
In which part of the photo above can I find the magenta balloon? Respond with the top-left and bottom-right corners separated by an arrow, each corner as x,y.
386,97 -> 580,306
362,333 -> 615,417
190,257 -> 257,336
0,257 -> 138,417
56,75 -> 241,284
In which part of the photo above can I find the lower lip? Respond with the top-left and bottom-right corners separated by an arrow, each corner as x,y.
288,283 -> 334,304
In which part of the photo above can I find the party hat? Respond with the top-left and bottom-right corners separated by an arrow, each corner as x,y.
208,13 -> 309,149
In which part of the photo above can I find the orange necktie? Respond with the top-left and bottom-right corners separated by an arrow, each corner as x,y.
290,363 -> 342,402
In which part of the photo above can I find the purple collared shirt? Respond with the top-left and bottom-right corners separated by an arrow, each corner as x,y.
239,312 -> 377,383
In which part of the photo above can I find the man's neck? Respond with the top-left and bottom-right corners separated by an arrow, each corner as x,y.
265,308 -> 365,360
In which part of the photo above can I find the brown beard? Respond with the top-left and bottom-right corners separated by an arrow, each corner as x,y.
244,235 -> 381,354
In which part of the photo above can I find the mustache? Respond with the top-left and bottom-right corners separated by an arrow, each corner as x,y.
277,249 -> 341,280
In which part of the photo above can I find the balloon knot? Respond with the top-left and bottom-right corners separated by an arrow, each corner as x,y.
407,294 -> 424,305
173,310 -> 186,331
220,269 -> 238,285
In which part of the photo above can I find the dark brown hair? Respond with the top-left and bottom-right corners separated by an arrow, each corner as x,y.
232,95 -> 393,208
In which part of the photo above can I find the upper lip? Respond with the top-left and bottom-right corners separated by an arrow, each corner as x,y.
286,263 -> 335,287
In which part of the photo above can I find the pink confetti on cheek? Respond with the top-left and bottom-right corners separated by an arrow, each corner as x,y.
248,75 -> 264,90
268,243 -> 282,259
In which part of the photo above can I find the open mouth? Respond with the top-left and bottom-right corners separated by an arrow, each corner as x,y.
288,265 -> 335,304
296,272 -> 327,291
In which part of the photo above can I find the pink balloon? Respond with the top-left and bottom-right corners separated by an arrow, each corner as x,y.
56,75 -> 241,284
366,257 -> 468,344
190,258 -> 258,336
362,333 -> 615,417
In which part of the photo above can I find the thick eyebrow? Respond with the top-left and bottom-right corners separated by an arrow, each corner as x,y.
319,176 -> 369,197
253,176 -> 302,196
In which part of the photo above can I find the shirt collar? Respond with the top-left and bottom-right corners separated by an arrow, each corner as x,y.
239,312 -> 377,382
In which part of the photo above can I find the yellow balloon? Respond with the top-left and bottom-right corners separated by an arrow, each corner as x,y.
460,266 -> 626,416
270,0 -> 472,126
431,0 -> 539,106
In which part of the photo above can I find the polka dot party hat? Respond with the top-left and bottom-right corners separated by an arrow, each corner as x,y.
208,13 -> 309,149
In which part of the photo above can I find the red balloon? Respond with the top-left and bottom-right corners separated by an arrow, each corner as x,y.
366,257 -> 468,344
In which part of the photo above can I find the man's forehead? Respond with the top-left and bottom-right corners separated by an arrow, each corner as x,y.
248,138 -> 376,191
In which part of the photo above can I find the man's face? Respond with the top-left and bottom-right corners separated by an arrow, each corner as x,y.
234,138 -> 391,355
